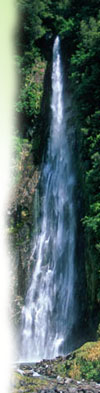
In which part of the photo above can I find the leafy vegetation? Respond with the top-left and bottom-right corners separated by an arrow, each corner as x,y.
65,341 -> 100,382
66,5 -> 100,316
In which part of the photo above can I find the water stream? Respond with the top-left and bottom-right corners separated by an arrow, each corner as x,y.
21,36 -> 76,362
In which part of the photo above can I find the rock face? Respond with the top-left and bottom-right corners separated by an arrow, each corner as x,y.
8,57 -> 52,336
11,355 -> 100,393
7,140 -> 40,332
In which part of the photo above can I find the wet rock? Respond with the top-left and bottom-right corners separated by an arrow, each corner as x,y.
68,388 -> 77,393
11,358 -> 100,393
57,376 -> 64,384
40,390 -> 45,393
23,369 -> 34,376
65,378 -> 74,384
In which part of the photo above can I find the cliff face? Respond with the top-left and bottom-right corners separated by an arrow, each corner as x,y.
9,0 -> 100,340
9,39 -> 99,340
8,55 -> 52,332
61,28 -> 100,329
8,140 -> 40,327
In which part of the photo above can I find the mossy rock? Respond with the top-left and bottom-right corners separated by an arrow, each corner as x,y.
12,370 -> 55,393
65,341 -> 100,382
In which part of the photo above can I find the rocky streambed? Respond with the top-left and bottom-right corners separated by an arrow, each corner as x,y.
11,352 -> 100,393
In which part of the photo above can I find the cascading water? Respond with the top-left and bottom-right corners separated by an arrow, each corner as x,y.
21,36 -> 76,362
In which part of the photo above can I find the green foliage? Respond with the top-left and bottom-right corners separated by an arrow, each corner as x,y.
15,45 -> 46,145
16,0 -> 46,53
65,341 -> 100,382
67,8 -> 100,313
11,133 -> 31,184
79,358 -> 100,382
97,323 -> 100,340
12,133 -> 30,152
57,17 -> 75,38
16,61 -> 44,118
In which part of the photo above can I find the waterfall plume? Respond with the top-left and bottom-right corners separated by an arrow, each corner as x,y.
21,36 -> 76,362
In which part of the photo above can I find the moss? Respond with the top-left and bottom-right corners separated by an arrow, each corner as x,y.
65,341 -> 100,382
12,371 -> 54,393
11,342 -> 100,393
52,360 -> 67,377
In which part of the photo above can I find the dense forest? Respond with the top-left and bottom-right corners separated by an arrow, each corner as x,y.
8,0 -> 100,353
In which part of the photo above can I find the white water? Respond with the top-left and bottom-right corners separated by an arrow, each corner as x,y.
21,36 -> 76,362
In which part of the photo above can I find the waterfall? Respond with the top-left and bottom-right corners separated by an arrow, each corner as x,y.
21,36 -> 76,362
